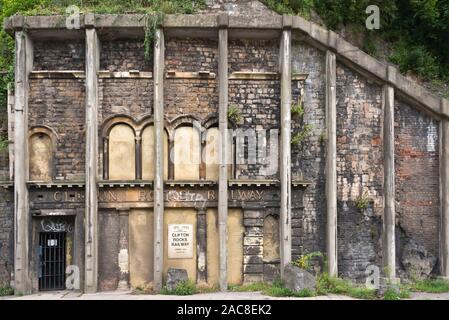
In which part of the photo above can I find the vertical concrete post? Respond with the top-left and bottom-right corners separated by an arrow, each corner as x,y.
13,29 -> 33,294
383,65 -> 397,280
325,49 -> 337,277
84,16 -> 100,293
7,84 -> 14,181
440,99 -> 449,280
153,28 -> 165,291
218,13 -> 229,291
117,209 -> 130,290
280,15 -> 292,276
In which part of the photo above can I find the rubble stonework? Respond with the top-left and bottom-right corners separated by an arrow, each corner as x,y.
1,2 -> 449,293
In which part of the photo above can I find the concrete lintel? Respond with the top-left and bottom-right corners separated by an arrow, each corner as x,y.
84,13 -> 96,28
386,65 -> 397,85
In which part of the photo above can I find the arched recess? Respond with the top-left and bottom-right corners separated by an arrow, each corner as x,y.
29,127 -> 56,182
141,125 -> 169,180
108,123 -> 136,180
173,126 -> 201,180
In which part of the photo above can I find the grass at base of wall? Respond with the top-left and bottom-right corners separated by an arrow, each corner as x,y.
316,273 -> 376,299
405,279 -> 449,294
160,280 -> 198,296
0,285 -> 14,296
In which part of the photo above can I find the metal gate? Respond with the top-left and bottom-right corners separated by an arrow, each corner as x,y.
39,232 -> 66,291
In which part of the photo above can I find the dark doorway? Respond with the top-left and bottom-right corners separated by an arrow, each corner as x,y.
38,232 -> 66,291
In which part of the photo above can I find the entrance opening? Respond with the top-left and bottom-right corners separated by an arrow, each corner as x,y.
38,232 -> 66,291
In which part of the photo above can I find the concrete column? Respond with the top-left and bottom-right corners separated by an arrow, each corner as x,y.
280,16 -> 292,275
7,84 -> 14,181
135,136 -> 142,180
84,19 -> 100,292
218,13 -> 229,291
383,65 -> 397,280
196,208 -> 207,284
153,28 -> 165,291
440,99 -> 449,280
325,50 -> 337,277
13,30 -> 33,294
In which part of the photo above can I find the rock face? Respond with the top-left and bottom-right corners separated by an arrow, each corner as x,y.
166,268 -> 189,291
401,240 -> 437,279
283,264 -> 316,292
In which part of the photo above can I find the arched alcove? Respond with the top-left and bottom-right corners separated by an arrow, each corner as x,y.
173,126 -> 200,180
29,132 -> 53,182
108,124 -> 136,180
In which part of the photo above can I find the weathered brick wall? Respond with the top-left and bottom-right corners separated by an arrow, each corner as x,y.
33,40 -> 85,71
0,190 -> 13,286
99,79 -> 153,123
394,100 -> 440,263
29,79 -> 86,180
98,211 -> 120,291
229,39 -> 278,73
100,40 -> 151,72
166,38 -> 218,72
291,41 -> 327,260
165,38 -> 218,120
229,80 -> 280,179
336,64 -> 383,281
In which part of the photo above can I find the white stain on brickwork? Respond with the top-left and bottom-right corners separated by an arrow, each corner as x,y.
426,120 -> 437,152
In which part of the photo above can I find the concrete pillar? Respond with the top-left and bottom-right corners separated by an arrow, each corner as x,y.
13,30 -> 33,294
84,19 -> 100,292
218,13 -> 229,291
280,15 -> 292,275
440,99 -> 449,280
382,65 -> 397,280
7,84 -> 14,181
196,208 -> 207,283
153,28 -> 165,291
325,50 -> 337,277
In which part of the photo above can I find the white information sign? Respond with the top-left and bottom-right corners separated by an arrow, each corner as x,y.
168,224 -> 193,259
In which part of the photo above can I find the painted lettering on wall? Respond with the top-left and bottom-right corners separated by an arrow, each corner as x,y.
41,219 -> 73,233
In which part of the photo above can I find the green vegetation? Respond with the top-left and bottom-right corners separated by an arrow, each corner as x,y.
316,273 -> 376,299
293,251 -> 324,272
291,124 -> 314,147
160,280 -> 198,295
405,278 -> 449,294
291,100 -> 304,117
355,192 -> 370,210
383,286 -> 411,300
0,285 -> 14,296
229,278 -> 316,298
227,105 -> 242,124
261,0 -> 449,88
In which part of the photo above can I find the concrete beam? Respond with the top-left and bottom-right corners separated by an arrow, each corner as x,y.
440,98 -> 449,279
84,27 -> 100,293
13,31 -> 33,295
280,25 -> 292,276
325,50 -> 338,277
218,14 -> 229,291
382,67 -> 397,280
153,28 -> 165,292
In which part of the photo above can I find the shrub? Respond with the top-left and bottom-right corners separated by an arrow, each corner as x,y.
160,280 -> 197,296
227,105 -> 242,124
0,285 -> 14,296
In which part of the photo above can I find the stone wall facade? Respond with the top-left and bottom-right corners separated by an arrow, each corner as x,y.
336,64 -> 383,281
395,100 -> 440,275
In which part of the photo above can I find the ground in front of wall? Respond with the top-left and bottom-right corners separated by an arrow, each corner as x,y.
1,291 -> 449,300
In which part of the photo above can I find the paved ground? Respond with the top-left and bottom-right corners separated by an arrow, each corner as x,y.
1,290 -> 449,300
